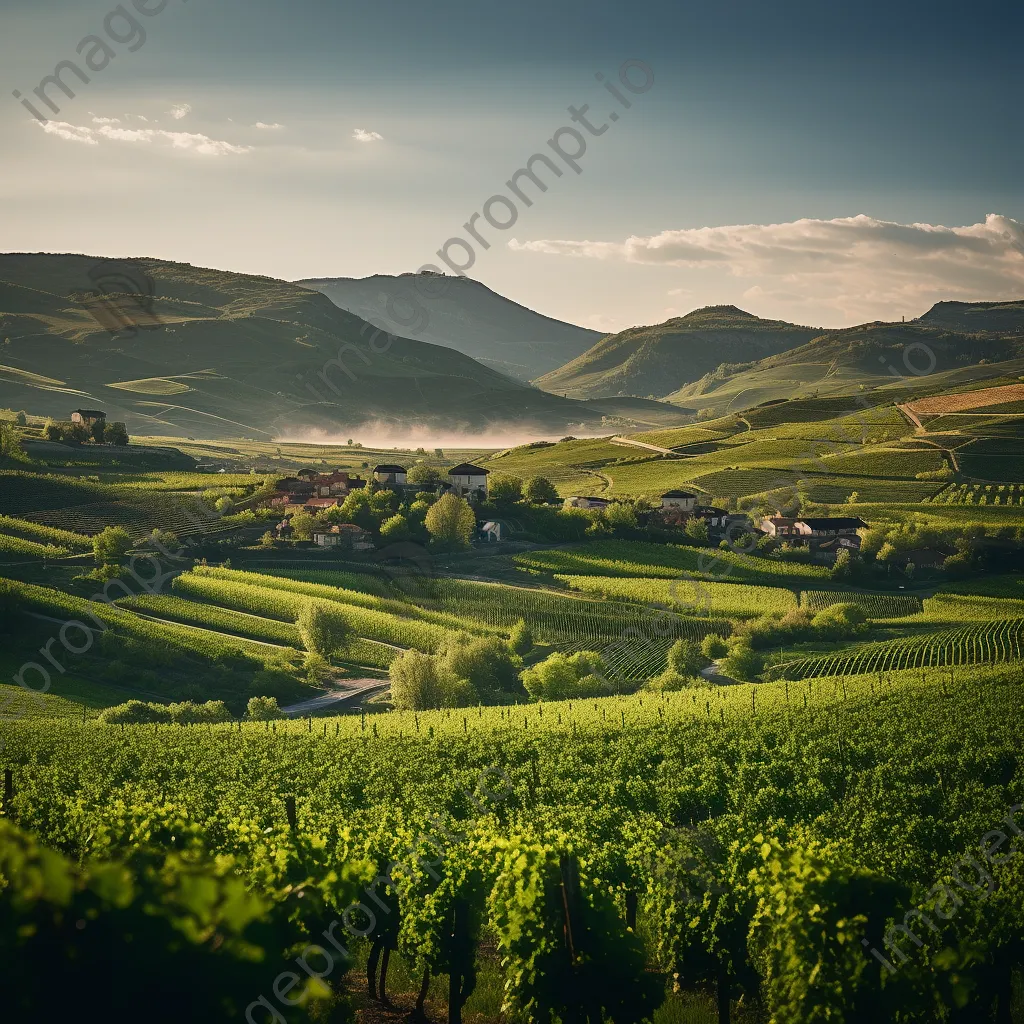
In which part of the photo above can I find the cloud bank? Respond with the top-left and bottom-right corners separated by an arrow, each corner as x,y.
352,127 -> 383,142
510,214 -> 1024,323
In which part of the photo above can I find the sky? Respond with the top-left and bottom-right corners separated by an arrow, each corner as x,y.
2,0 -> 1023,332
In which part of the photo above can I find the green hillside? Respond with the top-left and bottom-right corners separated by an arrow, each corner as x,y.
533,305 -> 820,399
0,254 -> 687,440
667,309 -> 1024,417
299,272 -> 601,381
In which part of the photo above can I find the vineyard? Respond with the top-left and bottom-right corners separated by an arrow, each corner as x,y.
799,589 -> 923,618
773,616 -> 1024,679
2,667 -> 1022,1022
515,539 -> 830,583
556,574 -> 797,618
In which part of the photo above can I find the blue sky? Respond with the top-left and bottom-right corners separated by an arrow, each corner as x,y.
2,0 -> 1022,330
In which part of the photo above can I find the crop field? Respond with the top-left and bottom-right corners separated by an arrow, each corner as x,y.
918,593 -> 1024,621
776,617 -> 1024,679
556,574 -> 796,618
799,589 -> 923,618
627,423 -> 740,448
515,540 -> 830,582
0,533 -> 76,560
956,437 -> 1024,481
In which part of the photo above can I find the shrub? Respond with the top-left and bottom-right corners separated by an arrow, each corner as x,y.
520,650 -> 610,702
99,701 -> 171,725
245,696 -> 284,720
700,633 -> 730,659
645,669 -> 708,692
684,518 -> 709,544
830,547 -> 852,580
719,639 -> 763,682
810,602 -> 868,640
389,649 -> 446,710
93,525 -> 132,565
490,475 -> 524,503
168,700 -> 232,724
666,638 -> 705,676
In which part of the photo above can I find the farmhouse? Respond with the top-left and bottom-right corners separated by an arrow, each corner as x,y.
564,496 -> 612,510
760,517 -> 800,538
71,408 -> 106,428
311,523 -> 374,551
448,463 -> 489,498
660,490 -> 697,511
313,470 -> 358,496
793,517 -> 867,544
373,464 -> 408,486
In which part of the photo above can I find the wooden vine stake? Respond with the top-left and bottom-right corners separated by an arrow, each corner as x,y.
284,795 -> 297,831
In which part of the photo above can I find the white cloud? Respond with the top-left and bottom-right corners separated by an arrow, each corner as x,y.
254,121 -> 285,130
91,116 -> 120,125
510,215 -> 1024,323
38,121 -> 97,145
37,120 -> 251,156
352,127 -> 383,142
168,103 -> 192,120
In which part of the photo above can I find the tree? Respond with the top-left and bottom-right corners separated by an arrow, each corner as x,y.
489,475 -> 523,503
810,602 -> 867,640
93,525 -> 132,565
42,420 -> 63,442
845,490 -> 860,505
297,602 -> 350,659
441,635 -> 522,701
389,649 -> 445,710
89,418 -> 105,443
0,422 -> 25,462
259,530 -> 274,548
407,463 -> 445,488
289,510 -> 317,540
424,493 -> 475,549
104,421 -> 129,446
524,476 -> 559,503
605,501 -> 637,532
509,618 -> 533,656
830,547 -> 852,580
685,517 -> 710,544
379,513 -> 411,543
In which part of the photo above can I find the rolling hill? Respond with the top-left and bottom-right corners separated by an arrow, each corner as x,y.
532,305 -> 821,399
297,272 -> 601,381
0,254 -> 688,439
667,311 -> 1024,418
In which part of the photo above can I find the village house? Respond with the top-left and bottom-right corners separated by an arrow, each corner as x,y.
303,496 -> 344,511
564,495 -> 612,510
660,490 -> 697,512
373,464 -> 408,487
447,463 -> 489,498
311,523 -> 374,551
71,408 -> 106,429
314,470 -> 358,496
792,517 -> 867,551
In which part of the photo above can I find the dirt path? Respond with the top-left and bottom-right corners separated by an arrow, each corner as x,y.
609,435 -> 676,455
700,660 -> 738,684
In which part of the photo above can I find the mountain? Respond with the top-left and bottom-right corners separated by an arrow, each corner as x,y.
665,316 -> 1024,417
0,253 -> 688,439
297,272 -> 601,381
533,305 -> 821,400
